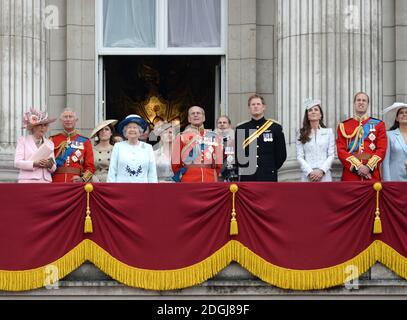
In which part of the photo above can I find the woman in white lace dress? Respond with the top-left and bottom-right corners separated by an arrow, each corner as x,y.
296,99 -> 335,182
153,121 -> 175,182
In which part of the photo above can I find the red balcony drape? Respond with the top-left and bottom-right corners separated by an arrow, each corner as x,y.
0,182 -> 406,291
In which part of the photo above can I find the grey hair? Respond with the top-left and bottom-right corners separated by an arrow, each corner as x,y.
188,106 -> 205,116
217,115 -> 231,125
60,107 -> 78,120
122,123 -> 142,139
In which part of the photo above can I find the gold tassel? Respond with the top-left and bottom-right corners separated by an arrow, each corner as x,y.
373,215 -> 382,234
229,184 -> 239,236
84,183 -> 94,234
230,217 -> 238,235
373,183 -> 383,234
84,215 -> 93,233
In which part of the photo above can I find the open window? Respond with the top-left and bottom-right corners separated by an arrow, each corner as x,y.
96,0 -> 227,129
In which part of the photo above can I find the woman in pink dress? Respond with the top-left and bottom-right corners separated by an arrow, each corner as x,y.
14,108 -> 57,183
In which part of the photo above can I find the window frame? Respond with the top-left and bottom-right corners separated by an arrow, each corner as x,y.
96,0 -> 227,55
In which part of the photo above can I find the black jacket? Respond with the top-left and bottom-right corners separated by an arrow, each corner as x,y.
235,117 -> 287,181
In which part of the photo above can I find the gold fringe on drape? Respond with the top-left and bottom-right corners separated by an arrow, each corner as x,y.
86,240 -> 233,291
232,241 -> 379,290
0,241 -> 87,292
0,240 -> 406,291
378,242 -> 407,280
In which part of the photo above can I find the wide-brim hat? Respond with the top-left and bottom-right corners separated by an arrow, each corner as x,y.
303,98 -> 321,112
117,114 -> 148,136
382,102 -> 407,128
23,108 -> 57,129
152,121 -> 172,137
90,119 -> 118,138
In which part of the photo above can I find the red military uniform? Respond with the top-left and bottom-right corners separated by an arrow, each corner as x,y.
336,115 -> 387,181
50,131 -> 95,182
171,127 -> 223,182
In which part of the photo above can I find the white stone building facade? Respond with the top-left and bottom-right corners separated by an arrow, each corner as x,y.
0,0 -> 406,182
1,0 -> 407,297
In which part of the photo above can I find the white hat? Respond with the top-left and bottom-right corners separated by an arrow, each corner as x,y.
90,119 -> 118,138
303,98 -> 321,111
382,102 -> 407,128
152,121 -> 172,137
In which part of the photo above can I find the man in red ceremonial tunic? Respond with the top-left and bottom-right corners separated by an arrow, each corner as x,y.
171,106 -> 223,182
50,108 -> 95,183
336,92 -> 387,181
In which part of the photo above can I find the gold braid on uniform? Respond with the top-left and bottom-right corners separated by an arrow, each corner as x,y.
367,155 -> 382,171
82,170 -> 93,182
53,130 -> 78,159
339,122 -> 364,154
242,120 -> 274,149
339,123 -> 360,139
346,156 -> 362,171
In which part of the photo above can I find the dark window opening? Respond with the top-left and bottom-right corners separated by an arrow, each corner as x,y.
104,55 -> 220,132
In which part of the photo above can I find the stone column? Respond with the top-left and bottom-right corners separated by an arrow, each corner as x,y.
395,0 -> 407,102
382,0 -> 395,110
256,0 -> 277,120
276,0 -> 383,179
0,0 -> 47,176
66,0 -> 96,134
227,0 -> 257,127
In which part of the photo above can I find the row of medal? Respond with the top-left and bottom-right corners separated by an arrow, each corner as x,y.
66,139 -> 84,164
367,123 -> 377,151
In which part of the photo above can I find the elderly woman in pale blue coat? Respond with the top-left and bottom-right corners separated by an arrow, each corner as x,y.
382,103 -> 407,181
296,99 -> 335,182
107,115 -> 157,183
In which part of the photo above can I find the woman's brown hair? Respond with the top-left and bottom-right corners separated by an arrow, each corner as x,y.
298,105 -> 326,144
95,124 -> 116,146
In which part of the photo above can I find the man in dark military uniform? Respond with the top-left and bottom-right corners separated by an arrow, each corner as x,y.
336,92 -> 387,181
235,94 -> 287,181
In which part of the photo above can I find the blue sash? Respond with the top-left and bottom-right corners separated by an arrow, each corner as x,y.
55,136 -> 87,168
347,119 -> 380,153
172,167 -> 187,182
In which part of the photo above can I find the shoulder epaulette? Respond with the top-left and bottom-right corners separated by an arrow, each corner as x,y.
76,132 -> 90,140
267,118 -> 280,125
